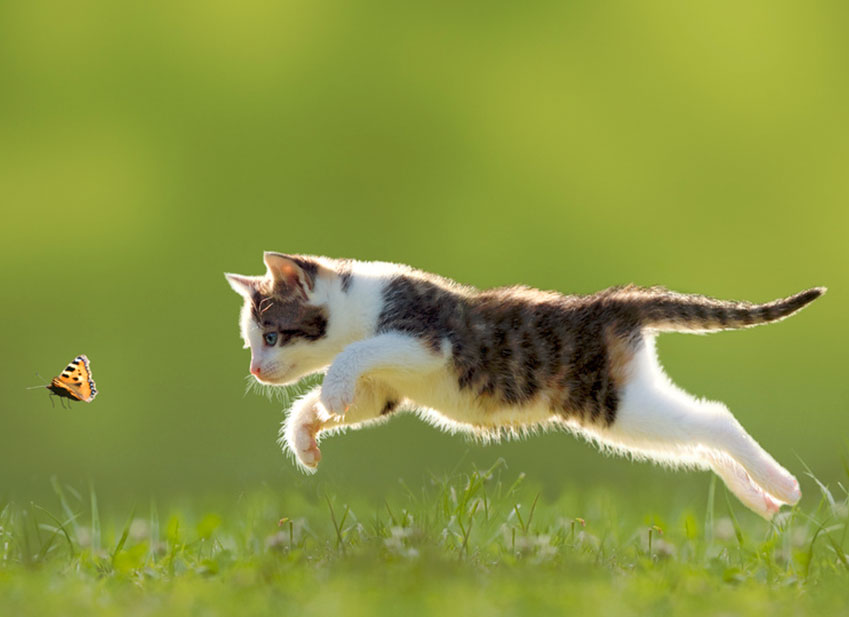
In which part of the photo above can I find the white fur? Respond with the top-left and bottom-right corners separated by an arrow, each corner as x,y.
587,337 -> 800,518
231,259 -> 801,520
320,331 -> 449,414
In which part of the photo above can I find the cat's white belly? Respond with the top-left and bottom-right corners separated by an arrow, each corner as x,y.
383,366 -> 556,433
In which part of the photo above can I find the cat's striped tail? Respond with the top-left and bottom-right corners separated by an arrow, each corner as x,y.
636,286 -> 826,333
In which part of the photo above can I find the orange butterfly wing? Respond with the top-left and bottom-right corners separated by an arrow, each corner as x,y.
47,355 -> 97,402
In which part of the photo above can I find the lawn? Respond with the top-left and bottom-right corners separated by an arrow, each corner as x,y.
2,461 -> 847,617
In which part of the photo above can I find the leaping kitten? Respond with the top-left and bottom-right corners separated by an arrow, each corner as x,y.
226,252 -> 825,519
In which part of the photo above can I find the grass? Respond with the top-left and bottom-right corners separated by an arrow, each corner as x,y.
1,459 -> 847,617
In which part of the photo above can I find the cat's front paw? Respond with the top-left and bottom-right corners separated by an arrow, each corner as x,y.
293,420 -> 322,470
320,378 -> 355,416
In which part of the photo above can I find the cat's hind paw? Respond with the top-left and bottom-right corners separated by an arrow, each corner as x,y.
706,451 -> 788,520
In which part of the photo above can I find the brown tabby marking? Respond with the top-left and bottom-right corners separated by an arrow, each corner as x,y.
377,275 -> 824,427
337,259 -> 355,293
249,285 -> 329,344
618,285 -> 825,332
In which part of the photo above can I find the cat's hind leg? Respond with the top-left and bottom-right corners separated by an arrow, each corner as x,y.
281,381 -> 399,472
599,340 -> 800,519
692,408 -> 800,508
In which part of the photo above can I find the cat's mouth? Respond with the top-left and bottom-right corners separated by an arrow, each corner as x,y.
253,363 -> 297,385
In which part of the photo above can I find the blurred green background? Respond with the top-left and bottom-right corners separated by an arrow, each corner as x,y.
1,0 -> 847,513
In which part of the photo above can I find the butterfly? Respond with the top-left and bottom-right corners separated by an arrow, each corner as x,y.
46,355 -> 98,403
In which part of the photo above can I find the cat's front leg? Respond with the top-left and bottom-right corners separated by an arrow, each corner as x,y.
320,366 -> 357,416
320,332 -> 446,416
282,387 -> 325,471
282,383 -> 400,472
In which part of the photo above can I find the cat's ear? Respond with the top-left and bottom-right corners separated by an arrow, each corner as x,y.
225,273 -> 259,298
263,252 -> 317,294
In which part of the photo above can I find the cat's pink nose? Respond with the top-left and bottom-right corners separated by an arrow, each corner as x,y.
250,364 -> 261,376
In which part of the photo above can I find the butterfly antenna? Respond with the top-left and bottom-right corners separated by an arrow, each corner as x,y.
25,372 -> 49,389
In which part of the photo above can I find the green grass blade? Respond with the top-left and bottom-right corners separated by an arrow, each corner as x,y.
30,503 -> 76,560
89,481 -> 101,554
111,507 -> 136,569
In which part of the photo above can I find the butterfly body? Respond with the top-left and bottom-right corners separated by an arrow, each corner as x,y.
46,355 -> 97,403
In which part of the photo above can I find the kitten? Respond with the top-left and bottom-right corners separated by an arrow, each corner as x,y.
226,252 -> 824,519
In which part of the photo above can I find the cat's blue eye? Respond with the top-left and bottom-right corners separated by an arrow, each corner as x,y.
264,332 -> 278,346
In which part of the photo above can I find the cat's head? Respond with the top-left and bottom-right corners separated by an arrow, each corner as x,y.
225,252 -> 332,385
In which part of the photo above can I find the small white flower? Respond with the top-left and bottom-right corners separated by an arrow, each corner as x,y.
714,517 -> 735,542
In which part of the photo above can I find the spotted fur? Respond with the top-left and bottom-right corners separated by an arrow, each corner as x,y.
226,253 -> 825,520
